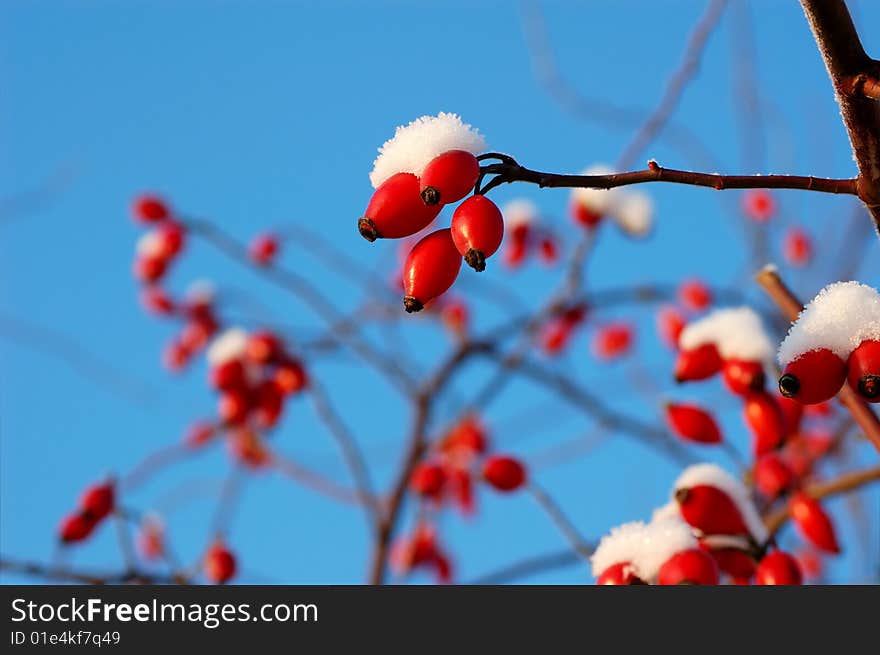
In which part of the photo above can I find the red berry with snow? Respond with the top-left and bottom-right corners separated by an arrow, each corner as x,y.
482,455 -> 527,492
131,194 -> 170,223
204,541 -> 237,584
790,492 -> 840,554
722,359 -> 766,395
571,202 -> 602,229
597,562 -> 644,585
210,359 -> 248,392
665,403 -> 722,444
756,550 -> 802,585
402,228 -> 462,313
156,221 -> 185,259
133,255 -> 167,284
359,172 -> 442,241
846,339 -> 880,402
657,548 -> 719,585
779,348 -> 847,405
674,343 -> 723,382
450,195 -> 504,272
675,485 -> 750,536
419,150 -> 481,206
743,391 -> 786,456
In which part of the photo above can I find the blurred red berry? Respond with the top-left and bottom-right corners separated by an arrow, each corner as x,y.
665,403 -> 722,444
742,190 -> 776,222
204,541 -> 237,584
249,233 -> 279,266
678,279 -> 712,312
783,227 -> 813,266
482,455 -> 527,492
131,194 -> 170,223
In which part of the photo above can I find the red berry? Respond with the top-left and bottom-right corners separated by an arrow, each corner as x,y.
163,338 -> 191,372
503,227 -> 530,268
592,323 -> 633,361
665,403 -> 722,444
779,348 -> 847,405
440,415 -> 489,460
789,492 -> 840,554
722,359 -> 766,395
137,518 -> 165,561
708,548 -> 756,580
79,482 -> 115,521
679,279 -> 712,312
131,194 -> 170,223
538,235 -> 559,264
254,379 -> 285,428
742,189 -> 776,222
482,455 -> 527,492
743,391 -> 786,456
156,221 -> 185,259
657,548 -> 719,585
246,330 -> 283,365
846,339 -> 880,402
359,172 -> 442,241
133,255 -> 167,284
753,452 -> 795,499
410,462 -> 446,499
275,359 -> 308,395
402,228 -> 462,313
249,233 -> 279,266
448,467 -> 475,515
228,429 -> 272,469
140,286 -> 175,316
656,306 -> 686,349
571,201 -> 602,228
59,512 -> 96,544
674,343 -> 723,382
675,485 -> 750,536
756,550 -> 802,585
204,541 -> 237,584
777,393 -> 804,437
210,359 -> 248,392
596,562 -> 644,585
218,388 -> 251,426
440,299 -> 469,337
419,150 -> 481,206
450,195 -> 504,272
783,227 -> 813,267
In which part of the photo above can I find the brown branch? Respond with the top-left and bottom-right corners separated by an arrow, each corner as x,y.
0,557 -> 184,585
800,0 -> 880,230
468,548 -> 584,585
271,451 -> 366,506
616,0 -> 728,169
477,157 -> 859,197
754,266 -> 880,455
763,465 -> 880,537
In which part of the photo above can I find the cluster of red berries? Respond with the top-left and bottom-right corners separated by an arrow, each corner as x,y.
58,481 -> 115,544
359,150 -> 506,312
537,304 -> 635,362
393,416 -> 526,583
131,195 -> 186,285
206,329 -> 308,465
500,202 -> 560,269
780,339 -> 880,405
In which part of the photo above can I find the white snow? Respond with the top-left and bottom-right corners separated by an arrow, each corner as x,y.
635,517 -> 698,582
369,112 -> 486,189
590,521 -> 649,578
678,306 -> 773,362
591,516 -> 697,582
570,165 -> 620,216
673,463 -> 768,542
650,501 -> 680,524
136,231 -> 164,258
206,327 -> 248,366
186,279 -> 216,304
570,164 -> 654,238
777,281 -> 880,365
502,198 -> 539,228
612,190 -> 653,238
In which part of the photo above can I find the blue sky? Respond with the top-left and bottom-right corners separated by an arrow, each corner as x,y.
1,1 -> 878,584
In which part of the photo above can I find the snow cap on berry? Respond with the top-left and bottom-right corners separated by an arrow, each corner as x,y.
186,279 -> 216,305
777,281 -> 880,365
590,521 -> 649,578
570,165 -> 619,216
207,327 -> 248,366
651,501 -> 680,524
502,198 -> 539,228
612,190 -> 653,238
673,462 -> 768,542
136,231 -> 165,258
591,516 -> 697,582
369,113 -> 486,189
679,306 -> 773,362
